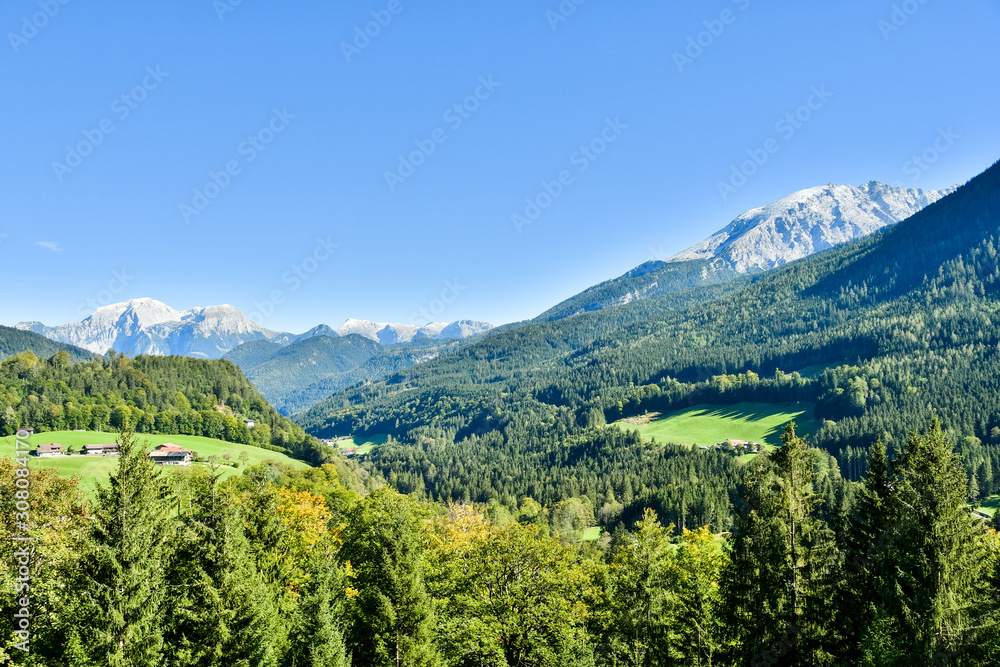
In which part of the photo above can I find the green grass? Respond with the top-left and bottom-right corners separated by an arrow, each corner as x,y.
614,401 -> 820,448
3,431 -> 308,497
336,433 -> 388,455
581,526 -> 602,542
978,495 -> 1000,517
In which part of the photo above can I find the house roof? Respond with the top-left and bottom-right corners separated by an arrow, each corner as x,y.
154,443 -> 192,452
36,443 -> 62,452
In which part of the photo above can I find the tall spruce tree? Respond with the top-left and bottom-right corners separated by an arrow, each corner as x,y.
341,487 -> 438,667
840,438 -> 897,664
286,547 -> 350,667
61,428 -> 175,666
721,424 -> 839,666
164,467 -> 278,667
859,419 -> 991,664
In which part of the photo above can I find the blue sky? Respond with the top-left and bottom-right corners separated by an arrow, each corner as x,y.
2,0 -> 998,333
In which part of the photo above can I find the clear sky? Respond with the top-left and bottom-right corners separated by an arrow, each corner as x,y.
2,0 -> 998,333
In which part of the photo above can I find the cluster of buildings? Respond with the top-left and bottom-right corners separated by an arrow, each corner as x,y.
699,439 -> 762,454
30,441 -> 194,465
322,438 -> 357,456
32,443 -> 120,457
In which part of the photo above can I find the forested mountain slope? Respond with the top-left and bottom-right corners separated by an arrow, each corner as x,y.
535,259 -> 740,322
296,159 -> 1000,506
0,350 -> 333,464
0,325 -> 92,362
228,334 -> 469,415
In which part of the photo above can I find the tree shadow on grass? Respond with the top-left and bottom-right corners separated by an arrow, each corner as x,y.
681,403 -> 818,445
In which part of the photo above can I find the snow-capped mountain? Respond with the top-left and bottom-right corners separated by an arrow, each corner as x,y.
669,181 -> 954,273
536,180 -> 955,321
16,299 -> 495,358
335,318 -> 493,344
17,298 -> 278,358
436,320 -> 494,339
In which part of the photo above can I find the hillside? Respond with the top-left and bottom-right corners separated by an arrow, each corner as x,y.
294,159 -> 1000,504
229,334 -> 467,415
0,350 -> 332,465
236,335 -> 380,410
221,338 -> 285,369
0,325 -> 92,361
536,259 -> 742,321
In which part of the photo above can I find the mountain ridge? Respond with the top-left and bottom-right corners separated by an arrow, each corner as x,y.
294,159 -> 1000,462
669,180 -> 954,271
335,317 -> 494,344
16,300 -> 493,359
535,180 -> 952,321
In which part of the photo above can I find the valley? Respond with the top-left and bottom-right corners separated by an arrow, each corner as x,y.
8,5 -> 997,663
5,162 -> 999,666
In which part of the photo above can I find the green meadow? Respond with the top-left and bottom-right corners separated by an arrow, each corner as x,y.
336,433 -> 388,455
613,401 -> 820,449
978,495 -> 1000,517
4,431 -> 308,496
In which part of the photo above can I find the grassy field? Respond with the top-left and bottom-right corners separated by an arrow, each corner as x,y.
3,431 -> 309,496
614,401 -> 820,448
978,495 -> 1000,517
335,433 -> 388,455
581,526 -> 602,542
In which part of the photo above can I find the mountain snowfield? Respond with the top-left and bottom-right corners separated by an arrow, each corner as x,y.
669,181 -> 954,272
16,299 -> 494,358
335,318 -> 493,345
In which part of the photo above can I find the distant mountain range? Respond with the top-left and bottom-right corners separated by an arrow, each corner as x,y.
15,299 -> 494,359
335,318 -> 493,345
537,181 -> 952,321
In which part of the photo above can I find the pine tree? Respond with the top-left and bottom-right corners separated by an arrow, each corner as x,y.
341,487 -> 438,667
863,419 -> 990,663
840,437 -> 897,664
286,548 -> 350,667
720,424 -> 840,666
165,467 -> 278,667
61,427 -> 175,666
